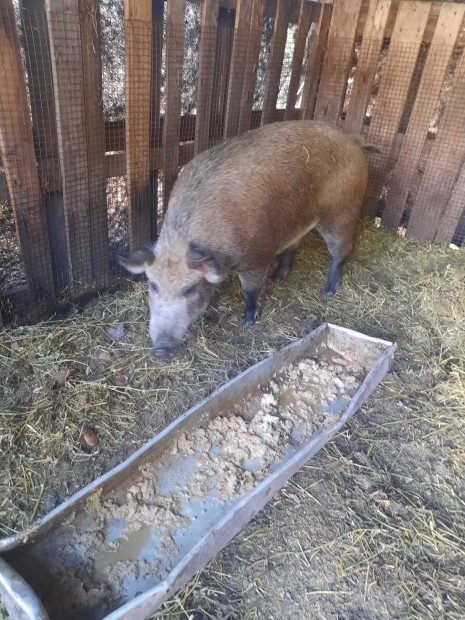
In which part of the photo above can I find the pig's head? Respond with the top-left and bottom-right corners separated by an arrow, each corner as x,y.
118,241 -> 226,361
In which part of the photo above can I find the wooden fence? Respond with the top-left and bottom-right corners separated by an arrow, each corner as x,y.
0,0 -> 465,319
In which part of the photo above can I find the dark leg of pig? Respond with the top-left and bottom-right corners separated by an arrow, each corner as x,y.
272,245 -> 298,282
318,227 -> 354,296
238,268 -> 268,327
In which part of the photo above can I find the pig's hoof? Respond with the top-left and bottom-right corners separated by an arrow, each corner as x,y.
324,286 -> 337,297
244,312 -> 258,328
272,269 -> 288,283
150,348 -> 175,362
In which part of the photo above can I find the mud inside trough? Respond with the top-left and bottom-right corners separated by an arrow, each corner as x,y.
7,349 -> 365,620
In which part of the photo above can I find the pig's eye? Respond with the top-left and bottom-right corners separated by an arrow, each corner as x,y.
148,281 -> 158,294
182,284 -> 197,298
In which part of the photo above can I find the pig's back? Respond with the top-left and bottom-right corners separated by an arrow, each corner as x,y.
164,121 -> 368,268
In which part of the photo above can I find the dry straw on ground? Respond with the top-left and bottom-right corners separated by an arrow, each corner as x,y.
0,220 -> 464,619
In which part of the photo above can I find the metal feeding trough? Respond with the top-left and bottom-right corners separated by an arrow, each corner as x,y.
0,324 -> 396,620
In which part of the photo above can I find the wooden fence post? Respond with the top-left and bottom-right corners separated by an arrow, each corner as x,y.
125,0 -> 153,249
224,0 -> 253,138
237,0 -> 265,134
313,0 -> 363,124
46,0 -> 94,293
363,1 -> 431,217
261,0 -> 290,126
300,1 -> 332,120
150,0 -> 164,239
284,0 -> 312,121
435,161 -> 465,245
407,51 -> 465,242
195,0 -> 219,154
211,7 -> 235,140
344,0 -> 392,135
0,0 -> 55,301
163,0 -> 185,210
80,0 -> 109,281
20,0 -> 69,291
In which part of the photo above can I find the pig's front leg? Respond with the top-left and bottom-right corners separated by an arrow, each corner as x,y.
238,267 -> 269,328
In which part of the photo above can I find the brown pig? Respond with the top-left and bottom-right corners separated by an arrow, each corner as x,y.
118,120 -> 376,360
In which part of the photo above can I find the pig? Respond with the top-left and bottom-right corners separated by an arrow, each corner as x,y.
118,120 -> 377,360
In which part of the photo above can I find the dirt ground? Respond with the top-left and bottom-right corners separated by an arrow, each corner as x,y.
1,222 -> 464,619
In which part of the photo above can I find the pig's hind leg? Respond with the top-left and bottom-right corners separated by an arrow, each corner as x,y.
238,267 -> 269,328
317,225 -> 355,296
272,244 -> 299,282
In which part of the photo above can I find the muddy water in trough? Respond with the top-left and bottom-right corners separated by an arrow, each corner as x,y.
7,350 -> 364,620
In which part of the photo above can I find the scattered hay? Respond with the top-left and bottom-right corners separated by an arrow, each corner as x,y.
0,219 -> 464,619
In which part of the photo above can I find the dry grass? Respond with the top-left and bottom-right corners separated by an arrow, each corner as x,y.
0,220 -> 464,619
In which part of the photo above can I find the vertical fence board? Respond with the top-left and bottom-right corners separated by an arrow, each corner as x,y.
237,0 -> 265,134
381,2 -> 465,231
313,0 -> 363,124
224,0 -> 253,137
0,0 -> 55,300
363,1 -> 431,216
46,0 -> 94,290
284,0 -> 312,120
80,0 -> 108,280
150,0 -> 164,239
125,0 -> 153,249
300,2 -> 332,119
261,0 -> 290,125
344,0 -> 392,134
211,7 -> 235,136
407,53 -> 465,241
20,0 -> 68,290
195,0 -> 219,153
163,0 -> 185,210
435,161 -> 465,244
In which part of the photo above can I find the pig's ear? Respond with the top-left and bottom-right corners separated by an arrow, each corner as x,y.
187,243 -> 224,284
117,246 -> 155,274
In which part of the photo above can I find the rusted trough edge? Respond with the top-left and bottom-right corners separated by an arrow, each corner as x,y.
0,323 -> 397,620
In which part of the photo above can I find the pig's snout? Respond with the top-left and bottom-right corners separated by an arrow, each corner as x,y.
150,335 -> 179,362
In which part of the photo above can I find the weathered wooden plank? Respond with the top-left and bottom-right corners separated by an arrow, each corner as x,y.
195,0 -> 219,153
163,0 -> 185,210
224,0 -> 254,137
211,8 -> 235,132
300,2 -> 332,119
237,0 -> 265,134
407,53 -> 465,241
124,0 -> 153,249
363,1 -> 431,217
20,0 -> 69,290
150,0 -> 164,239
313,0 -> 363,124
0,0 -> 55,300
284,0 -> 312,120
356,0 -> 465,46
46,0 -> 95,291
382,2 -> 465,231
80,0 -> 109,281
435,160 -> 465,244
217,0 -> 317,24
261,0 -> 290,125
344,0 -> 392,135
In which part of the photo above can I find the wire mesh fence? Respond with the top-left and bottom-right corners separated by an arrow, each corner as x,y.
1,0 -> 465,325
